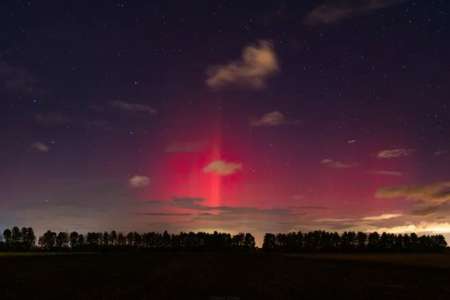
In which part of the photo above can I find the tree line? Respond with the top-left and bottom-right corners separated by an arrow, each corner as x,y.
0,227 -> 447,252
263,231 -> 448,252
0,226 -> 255,251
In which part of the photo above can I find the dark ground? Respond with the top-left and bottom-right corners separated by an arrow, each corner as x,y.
1,252 -> 450,300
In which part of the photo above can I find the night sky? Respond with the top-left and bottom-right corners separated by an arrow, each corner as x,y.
1,0 -> 450,244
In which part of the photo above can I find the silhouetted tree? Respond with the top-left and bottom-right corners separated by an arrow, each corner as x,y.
87,232 -> 100,249
1,226 -> 446,253
3,229 -> 12,248
368,232 -> 380,251
39,230 -> 56,249
126,232 -> 134,247
244,233 -> 255,249
356,232 -> 367,250
77,234 -> 85,248
263,233 -> 276,251
262,231 -> 447,253
11,226 -> 21,247
70,232 -> 79,249
118,233 -> 126,247
102,232 -> 110,248
110,230 -> 117,246
232,233 -> 245,248
56,232 -> 69,248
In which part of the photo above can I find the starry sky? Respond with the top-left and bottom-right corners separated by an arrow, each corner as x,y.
1,0 -> 450,244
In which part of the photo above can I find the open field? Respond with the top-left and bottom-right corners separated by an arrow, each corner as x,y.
287,252 -> 450,269
0,252 -> 95,257
1,252 -> 450,300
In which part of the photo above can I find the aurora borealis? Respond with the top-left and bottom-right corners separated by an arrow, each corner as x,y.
1,0 -> 450,244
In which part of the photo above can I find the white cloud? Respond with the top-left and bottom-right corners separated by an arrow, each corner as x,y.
31,142 -> 50,153
321,158 -> 357,169
206,40 -> 279,90
362,213 -> 402,221
377,148 -> 415,159
110,100 -> 157,115
129,175 -> 150,188
203,160 -> 242,176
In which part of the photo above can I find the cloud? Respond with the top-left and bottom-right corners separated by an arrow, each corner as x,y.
206,40 -> 279,90
250,111 -> 298,127
212,206 -> 290,216
137,212 -> 192,217
31,142 -> 50,153
316,213 -> 402,225
165,141 -> 205,153
304,0 -> 408,26
166,197 -> 293,217
293,205 -> 329,210
34,112 -> 109,130
128,175 -> 150,188
321,158 -> 357,169
368,170 -> 403,176
203,160 -> 242,176
376,181 -> 450,215
0,60 -> 37,95
315,217 -> 354,223
374,221 -> 450,234
435,150 -> 448,156
35,112 -> 71,127
171,197 -> 208,210
362,213 -> 402,221
377,148 -> 415,159
291,195 -> 305,201
110,100 -> 157,115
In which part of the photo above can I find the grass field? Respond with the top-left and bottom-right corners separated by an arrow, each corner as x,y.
1,252 -> 450,299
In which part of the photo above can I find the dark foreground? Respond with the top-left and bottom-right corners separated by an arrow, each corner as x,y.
1,252 -> 450,300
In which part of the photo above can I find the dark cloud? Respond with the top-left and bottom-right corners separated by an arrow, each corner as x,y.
171,197 -> 209,210
435,150 -> 448,157
376,181 -> 450,216
304,0 -> 408,26
137,212 -> 192,217
110,100 -> 157,115
31,142 -> 50,153
368,170 -> 403,177
0,60 -> 38,95
321,158 -> 357,169
169,197 -> 292,216
250,111 -> 300,127
165,141 -> 205,153
35,112 -> 71,127
291,206 -> 329,210
34,112 -> 110,130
